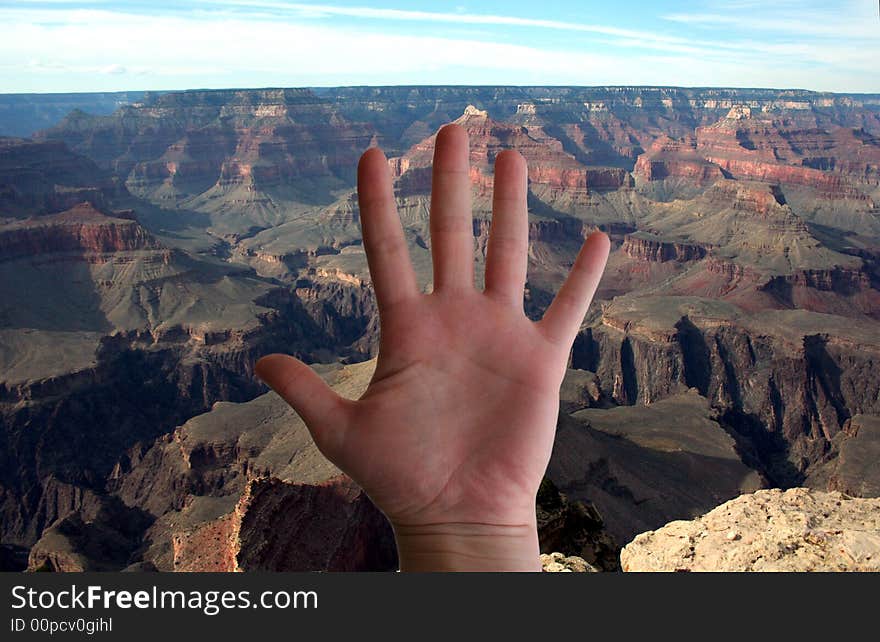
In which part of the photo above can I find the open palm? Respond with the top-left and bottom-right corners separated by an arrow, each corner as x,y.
256,124 -> 609,570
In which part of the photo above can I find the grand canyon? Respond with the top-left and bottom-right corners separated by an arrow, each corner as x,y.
1,86 -> 879,572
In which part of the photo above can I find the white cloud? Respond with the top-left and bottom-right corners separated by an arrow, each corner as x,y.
100,64 -> 127,75
0,4 -> 877,92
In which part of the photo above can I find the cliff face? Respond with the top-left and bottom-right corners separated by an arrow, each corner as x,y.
575,298 -> 880,485
109,361 -> 398,572
621,233 -> 707,263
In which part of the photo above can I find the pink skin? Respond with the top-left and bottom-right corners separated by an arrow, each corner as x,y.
256,123 -> 610,571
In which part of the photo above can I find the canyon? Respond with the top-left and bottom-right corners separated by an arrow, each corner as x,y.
1,85 -> 879,571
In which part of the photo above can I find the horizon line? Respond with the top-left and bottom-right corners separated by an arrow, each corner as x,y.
4,84 -> 880,97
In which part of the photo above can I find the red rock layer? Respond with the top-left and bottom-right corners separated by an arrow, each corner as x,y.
622,234 -> 707,262
172,475 -> 396,572
391,106 -> 630,198
695,110 -> 880,195
704,179 -> 790,217
0,202 -> 159,260
764,267 -> 872,293
662,257 -> 880,317
634,108 -> 880,203
633,136 -> 724,185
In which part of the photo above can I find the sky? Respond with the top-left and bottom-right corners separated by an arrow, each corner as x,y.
0,0 -> 878,94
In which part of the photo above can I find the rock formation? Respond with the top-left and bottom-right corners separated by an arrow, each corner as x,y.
540,552 -> 598,572
0,202 -> 158,259
620,488 -> 880,571
536,477 -> 618,571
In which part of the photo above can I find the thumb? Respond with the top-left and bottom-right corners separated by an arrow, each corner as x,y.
254,354 -> 351,456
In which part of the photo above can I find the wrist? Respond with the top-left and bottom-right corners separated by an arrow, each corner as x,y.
392,519 -> 541,572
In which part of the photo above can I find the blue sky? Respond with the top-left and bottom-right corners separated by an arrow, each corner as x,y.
1,0 -> 878,93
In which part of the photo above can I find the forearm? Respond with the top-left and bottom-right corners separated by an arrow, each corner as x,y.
393,519 -> 541,572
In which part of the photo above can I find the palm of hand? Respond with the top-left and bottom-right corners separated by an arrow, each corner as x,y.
257,124 -> 609,535
338,292 -> 566,528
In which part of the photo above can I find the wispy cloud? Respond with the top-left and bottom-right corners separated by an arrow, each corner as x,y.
197,0 -> 692,44
663,0 -> 879,38
664,13 -> 878,39
196,1 -> 815,58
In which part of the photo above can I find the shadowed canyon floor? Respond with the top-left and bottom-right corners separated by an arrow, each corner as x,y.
2,86 -> 880,570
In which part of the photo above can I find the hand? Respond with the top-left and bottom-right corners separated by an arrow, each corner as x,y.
256,124 -> 610,571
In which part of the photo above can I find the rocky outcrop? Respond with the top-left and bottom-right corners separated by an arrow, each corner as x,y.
622,233 -> 707,263
634,136 -> 724,185
760,266 -> 874,295
471,216 -> 590,260
0,203 -> 158,260
621,488 -> 880,571
584,167 -> 633,191
536,477 -> 618,571
702,179 -> 789,215
540,552 -> 598,572
293,277 -> 379,357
